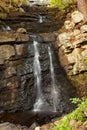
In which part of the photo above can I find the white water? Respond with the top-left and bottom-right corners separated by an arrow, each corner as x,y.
39,15 -> 43,23
2,25 -> 11,31
48,47 -> 58,112
38,15 -> 46,23
33,40 -> 44,111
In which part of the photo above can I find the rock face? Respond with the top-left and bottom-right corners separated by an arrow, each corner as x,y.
0,31 -> 76,114
56,10 -> 87,96
0,122 -> 29,130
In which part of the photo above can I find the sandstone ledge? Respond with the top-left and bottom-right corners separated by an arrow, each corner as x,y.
0,31 -> 29,44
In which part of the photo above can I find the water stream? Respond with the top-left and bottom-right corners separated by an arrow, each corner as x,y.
33,43 -> 59,112
48,46 -> 58,112
33,40 -> 44,111
38,15 -> 46,23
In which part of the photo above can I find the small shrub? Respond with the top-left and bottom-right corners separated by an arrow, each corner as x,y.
54,98 -> 87,130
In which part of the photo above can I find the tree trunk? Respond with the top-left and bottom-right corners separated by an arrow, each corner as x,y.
77,0 -> 87,22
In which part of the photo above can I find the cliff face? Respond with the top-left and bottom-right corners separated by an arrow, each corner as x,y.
56,10 -> 87,96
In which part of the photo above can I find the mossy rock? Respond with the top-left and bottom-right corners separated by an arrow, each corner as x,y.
69,72 -> 87,97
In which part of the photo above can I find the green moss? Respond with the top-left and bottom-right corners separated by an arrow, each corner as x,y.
50,0 -> 72,9
54,98 -> 87,130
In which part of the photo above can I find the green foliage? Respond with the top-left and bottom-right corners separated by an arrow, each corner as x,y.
50,0 -> 72,9
70,98 -> 81,104
54,98 -> 87,130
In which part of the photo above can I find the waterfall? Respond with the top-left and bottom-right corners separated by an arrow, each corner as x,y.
33,40 -> 44,111
38,15 -> 43,23
2,25 -> 11,31
48,47 -> 58,112
38,15 -> 46,23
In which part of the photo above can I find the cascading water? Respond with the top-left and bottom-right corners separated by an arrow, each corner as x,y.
38,15 -> 46,23
33,40 -> 44,111
38,15 -> 43,23
48,46 -> 58,112
2,25 -> 11,31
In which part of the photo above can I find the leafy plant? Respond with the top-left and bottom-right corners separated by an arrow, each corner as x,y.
54,98 -> 87,130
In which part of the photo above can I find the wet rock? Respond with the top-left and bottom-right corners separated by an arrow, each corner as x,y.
0,57 -> 4,65
4,66 -> 16,78
71,11 -> 84,23
30,34 -> 44,43
17,58 -> 33,76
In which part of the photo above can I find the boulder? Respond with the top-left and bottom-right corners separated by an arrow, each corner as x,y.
80,25 -> 87,32
71,11 -> 84,23
64,20 -> 75,30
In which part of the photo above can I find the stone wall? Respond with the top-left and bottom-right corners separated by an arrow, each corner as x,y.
56,10 -> 87,96
0,31 -> 33,112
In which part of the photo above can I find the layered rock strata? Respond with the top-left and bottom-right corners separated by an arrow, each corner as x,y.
56,10 -> 87,96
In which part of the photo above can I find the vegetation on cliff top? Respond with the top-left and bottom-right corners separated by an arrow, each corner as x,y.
50,0 -> 73,9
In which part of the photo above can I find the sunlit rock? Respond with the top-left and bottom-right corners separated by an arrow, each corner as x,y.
58,32 -> 72,45
35,126 -> 41,130
69,119 -> 77,128
64,20 -> 75,30
0,45 -> 15,60
81,45 -> 87,49
73,60 -> 87,75
81,50 -> 87,58
73,34 -> 84,47
84,107 -> 87,117
71,11 -> 84,23
64,42 -> 74,52
73,29 -> 80,36
80,25 -> 87,32
66,53 -> 75,65
17,28 -> 27,34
